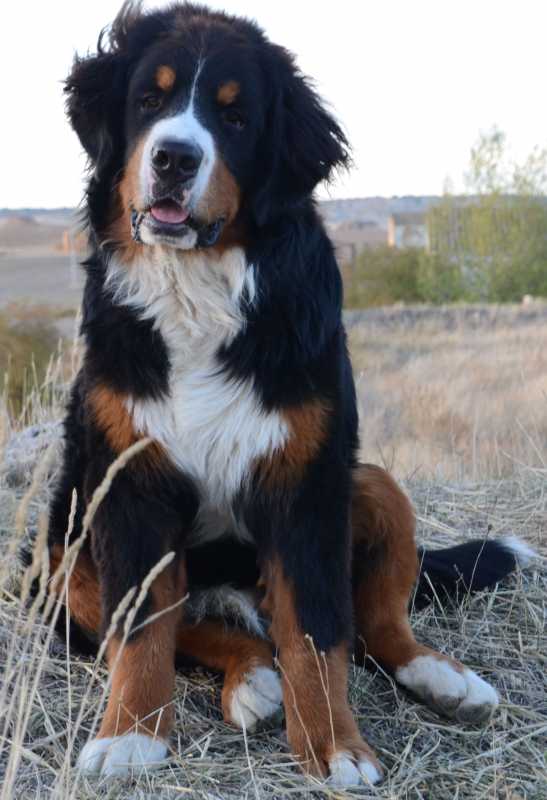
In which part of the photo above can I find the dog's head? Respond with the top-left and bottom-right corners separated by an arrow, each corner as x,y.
66,1 -> 349,253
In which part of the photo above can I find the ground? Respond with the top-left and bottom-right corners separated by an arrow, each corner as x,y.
0,306 -> 545,799
0,251 -> 83,314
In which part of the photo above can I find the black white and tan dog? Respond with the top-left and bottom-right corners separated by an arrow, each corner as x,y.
45,1 -> 535,786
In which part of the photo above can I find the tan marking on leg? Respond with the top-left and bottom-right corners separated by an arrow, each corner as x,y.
351,463 -> 422,667
350,464 -> 498,723
49,543 -> 102,636
177,619 -> 273,673
98,563 -> 185,740
258,400 -> 330,489
262,560 -> 380,779
351,463 -> 416,551
217,80 -> 240,105
156,65 -> 176,92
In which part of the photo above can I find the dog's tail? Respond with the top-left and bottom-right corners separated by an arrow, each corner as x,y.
414,536 -> 537,609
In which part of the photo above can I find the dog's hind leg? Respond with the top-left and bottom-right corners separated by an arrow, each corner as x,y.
177,621 -> 282,730
351,464 -> 499,724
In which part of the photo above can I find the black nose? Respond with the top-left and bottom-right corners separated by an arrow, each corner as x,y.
151,139 -> 203,182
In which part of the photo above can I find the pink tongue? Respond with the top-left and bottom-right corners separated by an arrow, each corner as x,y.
150,201 -> 189,225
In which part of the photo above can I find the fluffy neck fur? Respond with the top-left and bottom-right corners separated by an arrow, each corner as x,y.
105,246 -> 256,358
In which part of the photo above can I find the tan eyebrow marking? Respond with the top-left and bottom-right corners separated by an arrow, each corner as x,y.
217,80 -> 240,105
156,65 -> 176,92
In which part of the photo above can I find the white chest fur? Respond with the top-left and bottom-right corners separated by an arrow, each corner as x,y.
107,248 -> 288,542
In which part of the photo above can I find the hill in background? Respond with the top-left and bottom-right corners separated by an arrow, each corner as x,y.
0,198 -> 440,253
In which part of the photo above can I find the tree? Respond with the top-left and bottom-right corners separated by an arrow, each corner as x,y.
427,127 -> 547,302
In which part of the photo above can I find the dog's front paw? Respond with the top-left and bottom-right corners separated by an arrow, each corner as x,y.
289,726 -> 384,788
327,749 -> 383,788
77,732 -> 169,777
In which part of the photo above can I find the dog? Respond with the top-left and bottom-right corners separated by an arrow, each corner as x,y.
45,1 -> 533,787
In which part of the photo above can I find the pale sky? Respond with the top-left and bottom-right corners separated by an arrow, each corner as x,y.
2,0 -> 546,208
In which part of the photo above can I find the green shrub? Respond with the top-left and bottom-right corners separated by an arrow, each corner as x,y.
344,246 -> 424,308
416,251 -> 467,304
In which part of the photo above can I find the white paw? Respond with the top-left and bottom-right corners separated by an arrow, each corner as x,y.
77,732 -> 169,777
396,655 -> 499,723
328,752 -> 383,788
229,666 -> 283,731
396,655 -> 467,711
457,668 -> 499,722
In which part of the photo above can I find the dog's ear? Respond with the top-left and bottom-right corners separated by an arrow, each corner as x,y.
64,2 -> 142,174
252,46 -> 350,227
64,49 -> 125,175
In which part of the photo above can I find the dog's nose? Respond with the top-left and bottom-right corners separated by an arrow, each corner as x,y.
151,140 -> 203,182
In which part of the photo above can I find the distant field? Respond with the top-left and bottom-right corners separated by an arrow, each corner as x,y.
348,304 -> 547,480
0,252 -> 83,312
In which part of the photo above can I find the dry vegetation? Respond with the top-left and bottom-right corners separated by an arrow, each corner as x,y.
349,304 -> 547,481
0,306 -> 79,424
0,305 -> 545,799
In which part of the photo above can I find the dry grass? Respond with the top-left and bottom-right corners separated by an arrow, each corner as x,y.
349,304 -> 547,481
0,305 -> 546,798
0,305 -> 79,425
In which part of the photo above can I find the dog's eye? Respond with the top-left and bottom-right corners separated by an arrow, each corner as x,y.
140,94 -> 162,112
222,108 -> 246,130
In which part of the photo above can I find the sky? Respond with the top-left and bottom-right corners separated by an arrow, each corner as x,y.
2,0 -> 547,208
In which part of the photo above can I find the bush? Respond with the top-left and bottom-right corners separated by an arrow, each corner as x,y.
343,130 -> 547,309
344,246 -> 470,308
344,246 -> 424,308
427,196 -> 547,303
416,251 -> 467,304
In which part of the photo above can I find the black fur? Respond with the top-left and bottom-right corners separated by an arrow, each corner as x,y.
414,540 -> 524,609
50,1 -> 352,653
48,3 -> 525,668
81,255 -> 171,399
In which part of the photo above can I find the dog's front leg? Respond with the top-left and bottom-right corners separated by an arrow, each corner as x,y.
252,475 -> 383,788
77,465 -> 188,777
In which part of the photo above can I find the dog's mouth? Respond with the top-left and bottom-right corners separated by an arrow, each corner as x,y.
149,198 -> 190,226
131,196 -> 225,249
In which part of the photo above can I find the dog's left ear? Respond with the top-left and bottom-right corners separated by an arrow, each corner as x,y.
65,2 -> 142,176
252,45 -> 350,227
64,49 -> 125,176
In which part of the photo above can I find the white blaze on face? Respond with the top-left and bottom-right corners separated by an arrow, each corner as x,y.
139,59 -> 216,211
